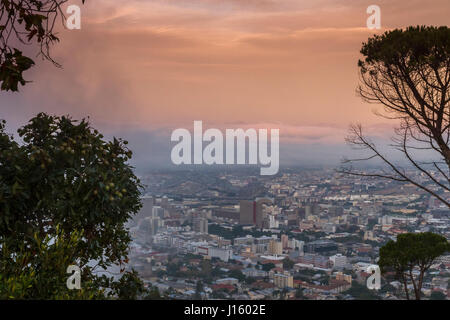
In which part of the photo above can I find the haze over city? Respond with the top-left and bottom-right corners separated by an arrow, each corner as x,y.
2,0 -> 450,170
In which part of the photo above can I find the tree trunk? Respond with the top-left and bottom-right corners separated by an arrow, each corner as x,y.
401,274 -> 410,300
408,270 -> 421,300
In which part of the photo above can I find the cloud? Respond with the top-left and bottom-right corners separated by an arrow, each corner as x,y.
1,0 -> 448,170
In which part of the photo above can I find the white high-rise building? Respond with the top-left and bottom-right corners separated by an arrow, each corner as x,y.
330,254 -> 347,269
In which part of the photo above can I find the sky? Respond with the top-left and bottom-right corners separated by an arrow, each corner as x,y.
1,0 -> 449,170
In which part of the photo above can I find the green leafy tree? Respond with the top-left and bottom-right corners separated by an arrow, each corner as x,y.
344,282 -> 380,300
194,280 -> 203,300
378,232 -> 450,300
0,226 -> 104,299
199,260 -> 212,282
244,276 -> 256,285
144,286 -> 161,300
261,263 -> 275,272
109,270 -> 147,300
341,26 -> 450,207
0,113 -> 142,298
228,269 -> 246,282
283,258 -> 295,270
0,1 -> 87,91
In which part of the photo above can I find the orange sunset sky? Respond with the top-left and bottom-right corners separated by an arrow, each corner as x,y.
1,0 -> 449,168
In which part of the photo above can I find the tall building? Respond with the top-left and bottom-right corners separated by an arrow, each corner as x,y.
161,196 -> 169,208
139,215 -> 162,241
273,272 -> 293,288
239,198 -> 272,228
265,214 -> 279,229
193,217 -> 208,234
136,196 -> 154,221
152,206 -> 164,218
289,239 -> 304,254
281,234 -> 289,249
330,254 -> 348,269
304,203 -> 320,219
268,239 -> 283,255
239,200 -> 255,225
305,205 -> 312,219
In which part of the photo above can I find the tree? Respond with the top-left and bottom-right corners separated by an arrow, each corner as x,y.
378,232 -> 450,300
341,26 -> 450,207
228,269 -> 246,282
199,260 -> 212,282
283,258 -> 295,270
261,263 -> 275,272
0,113 -> 142,298
344,282 -> 380,300
0,226 -> 104,299
144,286 -> 161,300
0,0 -> 86,91
244,276 -> 256,285
194,280 -> 203,300
109,270 -> 147,300
295,287 -> 305,299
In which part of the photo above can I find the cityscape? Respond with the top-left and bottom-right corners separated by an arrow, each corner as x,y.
124,167 -> 450,300
1,0 -> 449,308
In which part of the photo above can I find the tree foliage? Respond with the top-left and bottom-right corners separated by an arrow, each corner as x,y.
341,26 -> 450,206
261,263 -> 275,272
0,0 -> 86,91
0,113 -> 144,298
109,269 -> 147,300
283,258 -> 295,270
343,282 -> 380,300
378,232 -> 450,300
0,226 -> 105,299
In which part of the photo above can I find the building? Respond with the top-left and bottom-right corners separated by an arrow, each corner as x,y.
242,268 -> 268,278
364,231 -> 375,241
306,240 -> 338,255
323,223 -> 336,234
281,234 -> 289,249
139,216 -> 162,238
193,217 -> 208,234
273,272 -> 293,288
213,207 -> 239,221
330,254 -> 348,269
136,196 -> 154,220
208,247 -> 233,262
289,239 -> 304,253
297,253 -> 331,269
268,239 -> 283,255
239,198 -> 272,228
216,278 -> 239,285
239,200 -> 255,225
234,235 -> 254,246
152,206 -> 164,218
334,272 -> 352,284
